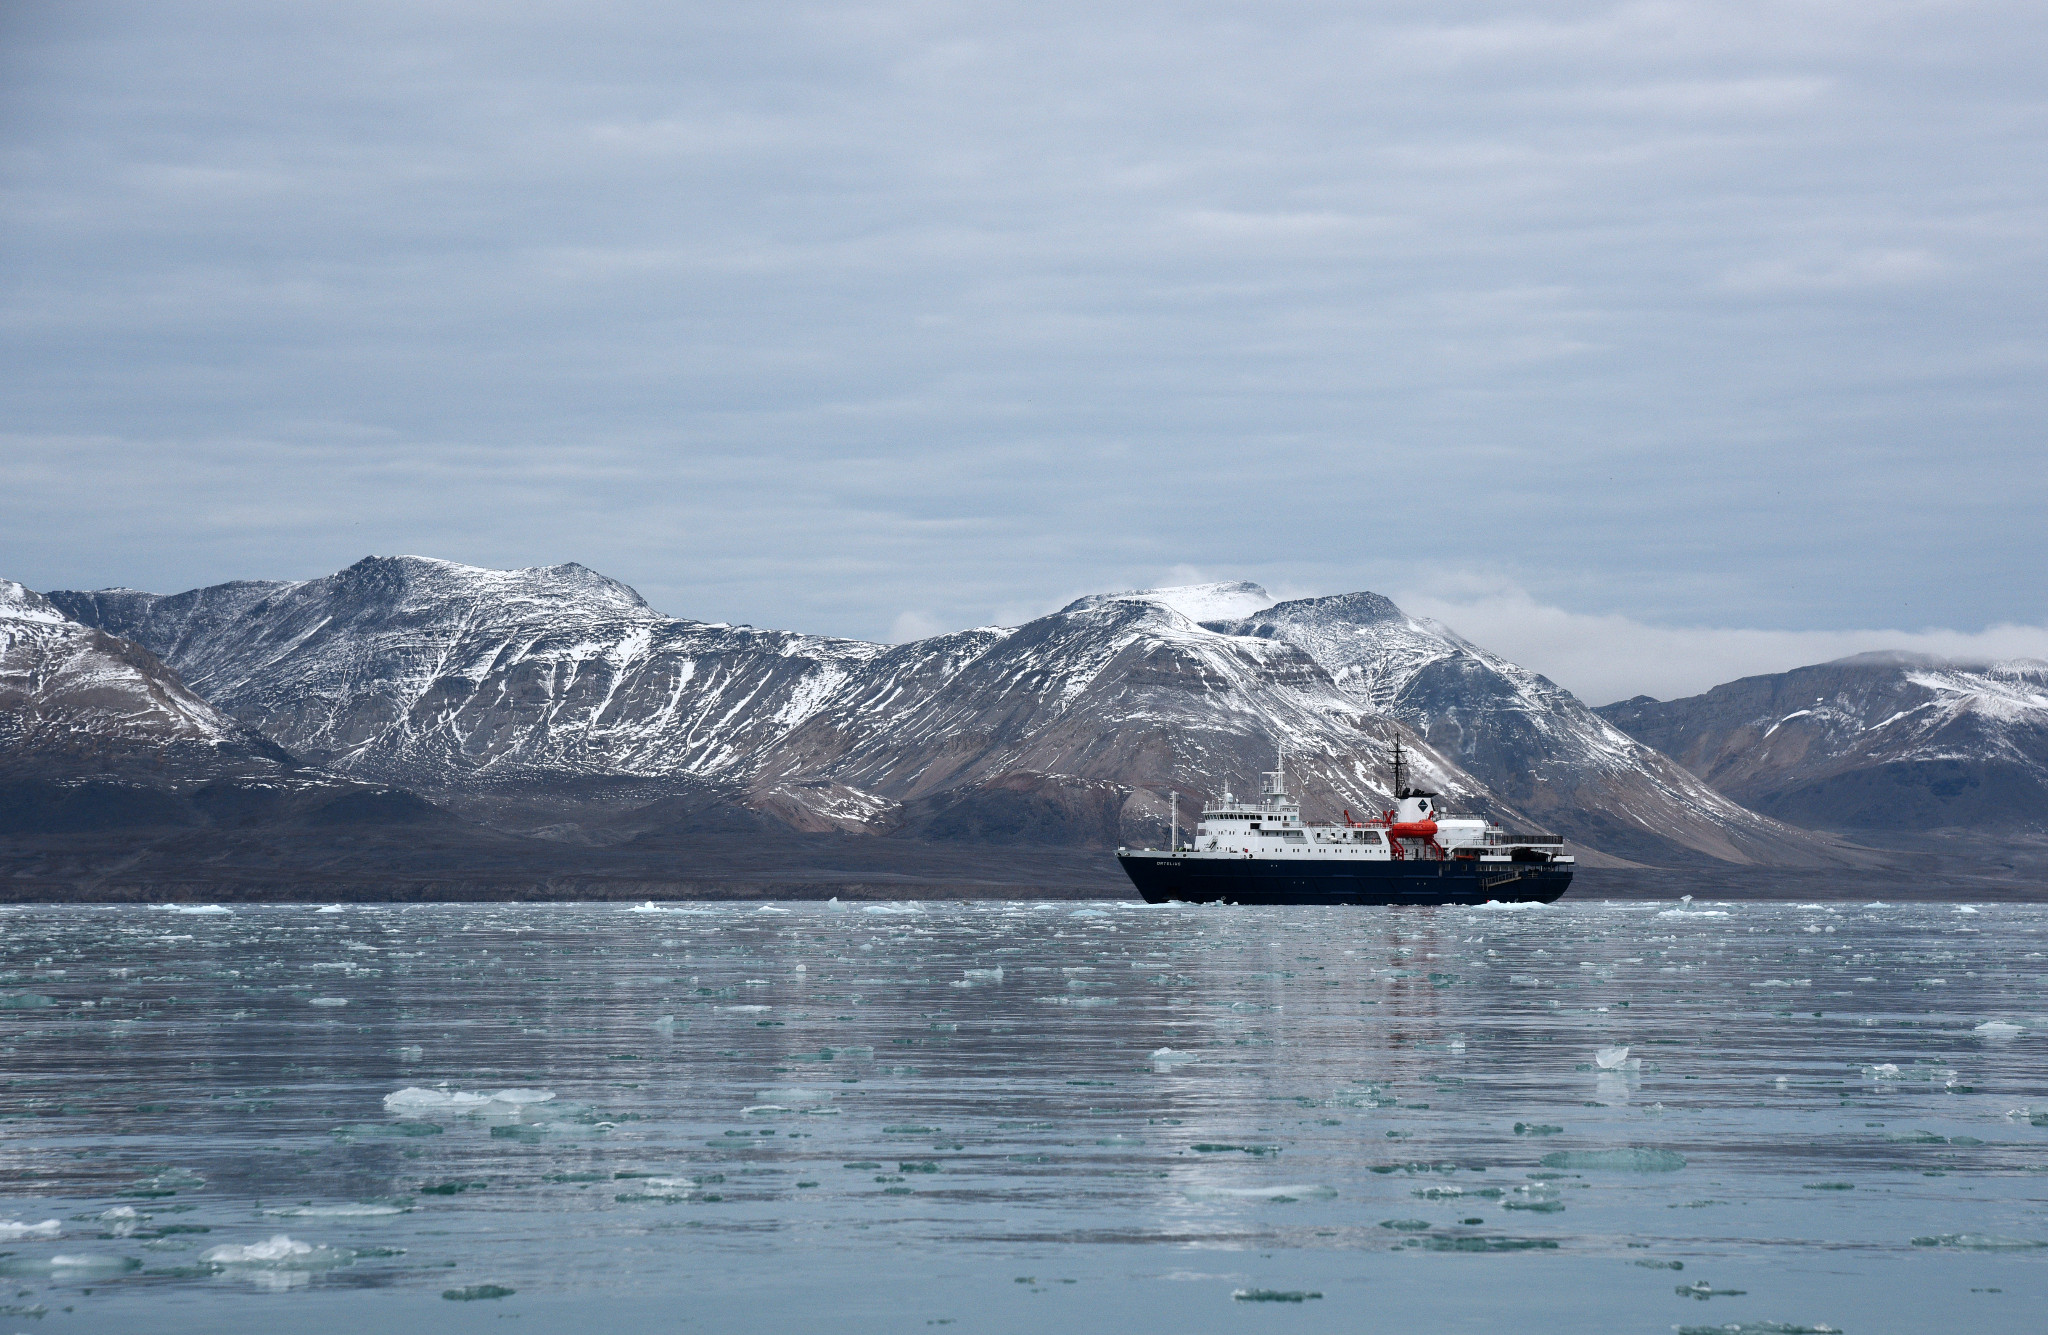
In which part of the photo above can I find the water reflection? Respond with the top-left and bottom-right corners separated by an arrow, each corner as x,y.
0,900 -> 2043,1331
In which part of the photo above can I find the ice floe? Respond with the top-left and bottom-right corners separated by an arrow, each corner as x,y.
0,1219 -> 61,1240
383,1086 -> 555,1117
1539,1148 -> 1686,1171
201,1234 -> 342,1266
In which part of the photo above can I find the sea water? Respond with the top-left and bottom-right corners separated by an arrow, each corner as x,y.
0,899 -> 2043,1333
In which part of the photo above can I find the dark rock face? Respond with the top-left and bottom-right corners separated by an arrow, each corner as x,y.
1596,655 -> 2048,830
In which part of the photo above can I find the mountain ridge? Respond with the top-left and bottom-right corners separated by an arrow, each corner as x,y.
37,556 -> 1880,867
1597,655 -> 2048,830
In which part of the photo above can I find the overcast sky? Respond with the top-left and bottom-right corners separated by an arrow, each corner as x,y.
4,1 -> 2045,702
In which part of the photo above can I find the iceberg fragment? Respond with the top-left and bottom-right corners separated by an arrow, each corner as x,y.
201,1234 -> 317,1264
1539,1148 -> 1686,1171
0,1219 -> 61,1240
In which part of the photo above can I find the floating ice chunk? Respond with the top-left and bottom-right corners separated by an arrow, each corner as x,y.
1539,1148 -> 1686,1171
383,1086 -> 554,1117
1861,1062 -> 1955,1085
961,967 -> 1004,981
1475,900 -> 1542,910
151,903 -> 231,914
653,1015 -> 677,1031
1975,1020 -> 2025,1036
385,1087 -> 493,1114
487,1088 -> 556,1106
1657,909 -> 1729,919
1595,1046 -> 1630,1070
753,1081 -> 831,1105
26,1255 -> 140,1274
1234,1290 -> 1322,1303
0,1219 -> 61,1239
862,905 -> 921,915
1185,1184 -> 1334,1201
397,1045 -> 423,1060
1911,1233 -> 2043,1249
261,1204 -> 406,1217
309,996 -> 348,1007
1956,906 -> 1981,914
202,1234 -> 330,1265
1150,1047 -> 1198,1069
725,1004 -> 771,1012
444,1284 -> 516,1301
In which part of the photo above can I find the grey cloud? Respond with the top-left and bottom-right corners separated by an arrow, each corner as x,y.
3,0 -> 2044,655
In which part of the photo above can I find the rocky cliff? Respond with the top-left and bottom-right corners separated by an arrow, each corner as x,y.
1597,653 -> 2048,830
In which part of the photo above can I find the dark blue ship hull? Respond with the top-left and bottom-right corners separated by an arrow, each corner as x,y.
1117,852 -> 1570,906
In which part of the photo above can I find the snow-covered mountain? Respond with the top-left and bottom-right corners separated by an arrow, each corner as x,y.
1597,653 -> 2048,830
47,562 -> 1480,846
747,586 -> 1494,845
1,578 -> 282,778
50,556 -> 887,789
45,558 -> 1864,863
1203,592 -> 1852,865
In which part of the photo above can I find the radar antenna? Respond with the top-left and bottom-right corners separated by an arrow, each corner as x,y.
1390,736 -> 1438,801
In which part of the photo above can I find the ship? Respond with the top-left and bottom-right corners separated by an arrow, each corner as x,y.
1116,741 -> 1572,905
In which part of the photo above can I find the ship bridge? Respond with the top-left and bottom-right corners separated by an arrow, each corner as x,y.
1198,764 -> 1302,833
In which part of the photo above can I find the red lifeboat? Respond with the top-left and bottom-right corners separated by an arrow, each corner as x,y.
1384,816 -> 1445,861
